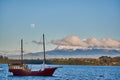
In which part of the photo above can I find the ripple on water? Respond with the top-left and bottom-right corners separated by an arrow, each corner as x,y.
0,64 -> 120,80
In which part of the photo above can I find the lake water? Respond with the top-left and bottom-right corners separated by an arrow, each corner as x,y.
0,64 -> 120,80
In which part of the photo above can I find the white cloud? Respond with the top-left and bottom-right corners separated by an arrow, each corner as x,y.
30,23 -> 35,28
52,36 -> 87,47
51,36 -> 120,50
32,40 -> 43,45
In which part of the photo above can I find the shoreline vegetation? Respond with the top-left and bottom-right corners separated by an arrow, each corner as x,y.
0,56 -> 120,66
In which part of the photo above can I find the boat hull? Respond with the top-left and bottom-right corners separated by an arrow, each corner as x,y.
9,67 -> 57,76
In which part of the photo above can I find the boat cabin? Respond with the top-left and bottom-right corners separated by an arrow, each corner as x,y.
9,63 -> 30,71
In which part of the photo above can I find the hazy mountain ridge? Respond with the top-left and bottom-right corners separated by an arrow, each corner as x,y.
7,49 -> 120,59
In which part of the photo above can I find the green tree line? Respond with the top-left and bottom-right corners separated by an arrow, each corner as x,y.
0,55 -> 120,66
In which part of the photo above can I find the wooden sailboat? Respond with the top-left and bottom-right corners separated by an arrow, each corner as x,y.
8,34 -> 57,76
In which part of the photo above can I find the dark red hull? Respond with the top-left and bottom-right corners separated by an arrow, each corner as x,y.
9,67 -> 57,76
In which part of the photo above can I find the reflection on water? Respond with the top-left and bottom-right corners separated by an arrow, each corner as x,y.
0,64 -> 120,80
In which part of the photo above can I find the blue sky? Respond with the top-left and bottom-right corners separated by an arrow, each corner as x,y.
0,0 -> 120,54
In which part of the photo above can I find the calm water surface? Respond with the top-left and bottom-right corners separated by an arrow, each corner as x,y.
0,64 -> 120,80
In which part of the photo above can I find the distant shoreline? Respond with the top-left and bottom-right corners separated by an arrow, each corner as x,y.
0,56 -> 120,66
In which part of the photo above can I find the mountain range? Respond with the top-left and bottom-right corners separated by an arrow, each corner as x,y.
8,49 -> 120,59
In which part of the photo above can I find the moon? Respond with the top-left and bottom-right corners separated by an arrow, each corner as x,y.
30,23 -> 35,28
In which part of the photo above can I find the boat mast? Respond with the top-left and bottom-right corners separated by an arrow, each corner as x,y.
21,39 -> 23,65
43,34 -> 46,67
